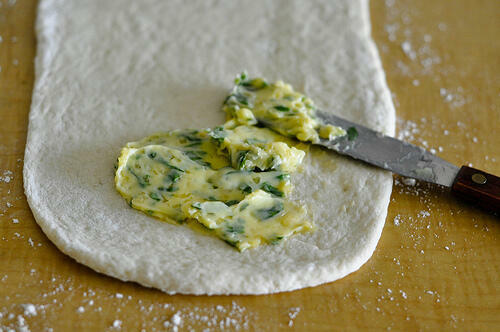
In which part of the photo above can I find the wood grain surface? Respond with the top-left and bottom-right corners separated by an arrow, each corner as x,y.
0,1 -> 499,331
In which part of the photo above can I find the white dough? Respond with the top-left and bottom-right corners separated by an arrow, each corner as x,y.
25,0 -> 395,294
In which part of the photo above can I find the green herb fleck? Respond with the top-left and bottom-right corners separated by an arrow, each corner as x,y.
127,167 -> 149,188
273,105 -> 289,112
191,202 -> 202,210
225,169 -> 245,175
234,93 -> 248,106
240,78 -> 269,91
148,152 -> 157,159
157,157 -> 185,172
210,126 -> 227,143
261,182 -> 284,197
167,170 -> 181,183
149,192 -> 161,201
180,133 -> 202,143
239,202 -> 249,211
277,173 -> 290,181
269,235 -> 284,245
237,150 -> 250,169
195,160 -> 211,167
226,219 -> 245,234
159,182 -> 177,192
225,200 -> 240,206
185,141 -> 202,148
254,202 -> 284,220
239,184 -> 253,194
347,126 -> 358,141
185,150 -> 202,160
223,238 -> 239,248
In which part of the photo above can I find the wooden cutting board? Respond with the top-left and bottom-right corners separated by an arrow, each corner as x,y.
0,1 -> 498,331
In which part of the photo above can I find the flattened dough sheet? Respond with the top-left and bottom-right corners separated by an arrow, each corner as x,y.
25,0 -> 395,294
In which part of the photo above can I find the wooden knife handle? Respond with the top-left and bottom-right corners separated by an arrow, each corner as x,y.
451,166 -> 500,214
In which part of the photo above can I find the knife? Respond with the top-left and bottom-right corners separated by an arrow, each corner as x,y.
263,111 -> 500,213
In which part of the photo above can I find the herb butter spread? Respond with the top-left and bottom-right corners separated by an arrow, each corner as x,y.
115,75 -> 346,251
223,74 -> 346,143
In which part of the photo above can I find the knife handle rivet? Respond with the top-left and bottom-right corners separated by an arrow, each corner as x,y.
471,173 -> 487,185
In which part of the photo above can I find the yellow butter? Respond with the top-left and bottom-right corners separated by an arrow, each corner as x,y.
115,74 -> 346,251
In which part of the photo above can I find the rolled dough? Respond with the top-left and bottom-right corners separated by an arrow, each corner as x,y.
25,0 -> 395,294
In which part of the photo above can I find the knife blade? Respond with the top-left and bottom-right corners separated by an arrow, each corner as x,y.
260,110 -> 500,213
315,111 -> 459,187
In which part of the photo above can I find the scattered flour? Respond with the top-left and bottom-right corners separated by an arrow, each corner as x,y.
112,319 -> 122,329
22,304 -> 37,317
171,311 -> 182,325
401,41 -> 416,60
287,307 -> 301,327
418,210 -> 430,218
393,215 -> 402,226
0,170 -> 13,183
164,311 -> 182,331
402,178 -> 416,186
16,315 -> 29,332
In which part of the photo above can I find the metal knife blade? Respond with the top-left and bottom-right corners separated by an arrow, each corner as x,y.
312,111 -> 459,187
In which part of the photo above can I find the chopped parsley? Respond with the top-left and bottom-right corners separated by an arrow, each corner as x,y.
269,235 -> 284,245
239,184 -> 253,194
149,192 -> 161,201
156,157 -> 185,172
167,170 -> 181,183
237,150 -> 250,169
254,202 -> 284,220
347,126 -> 358,141
127,167 -> 149,188
239,202 -> 249,211
210,126 -> 227,143
276,173 -> 290,181
260,182 -> 284,197
180,133 -> 202,143
225,219 -> 245,234
273,105 -> 289,112
191,202 -> 202,210
185,141 -> 202,147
